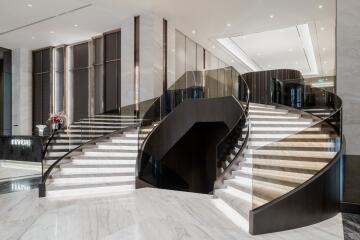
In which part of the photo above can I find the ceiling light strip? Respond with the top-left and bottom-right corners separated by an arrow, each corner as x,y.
217,38 -> 262,71
0,4 -> 92,35
297,24 -> 319,76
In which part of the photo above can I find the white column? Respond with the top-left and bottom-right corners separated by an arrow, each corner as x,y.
11,48 -> 32,135
337,0 -> 360,155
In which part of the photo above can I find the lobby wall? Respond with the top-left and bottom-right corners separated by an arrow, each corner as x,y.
12,49 -> 32,135
337,0 -> 360,210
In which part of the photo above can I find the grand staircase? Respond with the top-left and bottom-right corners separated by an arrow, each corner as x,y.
43,114 -> 154,197
214,102 -> 337,228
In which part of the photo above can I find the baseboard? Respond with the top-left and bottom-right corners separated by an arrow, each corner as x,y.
341,202 -> 360,214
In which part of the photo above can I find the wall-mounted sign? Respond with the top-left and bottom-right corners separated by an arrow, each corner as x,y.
11,139 -> 32,147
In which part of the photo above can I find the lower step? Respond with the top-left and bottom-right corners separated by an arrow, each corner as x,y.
50,173 -> 135,185
46,182 -> 134,197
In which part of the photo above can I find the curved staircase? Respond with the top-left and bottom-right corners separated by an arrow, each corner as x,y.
214,102 -> 338,230
42,115 -> 154,197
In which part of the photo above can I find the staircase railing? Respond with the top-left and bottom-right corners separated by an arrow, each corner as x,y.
137,67 -> 250,191
38,120 -> 140,197
214,77 -> 250,189
238,75 -> 343,234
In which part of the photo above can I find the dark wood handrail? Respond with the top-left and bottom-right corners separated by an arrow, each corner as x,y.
41,129 -> 58,180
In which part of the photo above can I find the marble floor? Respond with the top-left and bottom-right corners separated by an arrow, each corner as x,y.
0,188 -> 347,240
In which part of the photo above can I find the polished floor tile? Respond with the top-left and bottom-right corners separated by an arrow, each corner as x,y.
0,188 -> 346,240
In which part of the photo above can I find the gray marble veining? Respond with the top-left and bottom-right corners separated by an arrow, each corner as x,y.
0,188 -> 345,240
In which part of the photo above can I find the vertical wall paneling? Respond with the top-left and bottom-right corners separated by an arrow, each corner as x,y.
104,30 -> 121,112
134,16 -> 140,116
0,49 -> 12,135
72,42 -> 90,121
54,46 -> 65,114
93,36 -> 104,114
32,47 -> 53,128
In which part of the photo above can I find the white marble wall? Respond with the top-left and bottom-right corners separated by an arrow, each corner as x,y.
121,17 -> 135,109
337,0 -> 360,155
139,14 -> 163,102
11,48 -> 32,135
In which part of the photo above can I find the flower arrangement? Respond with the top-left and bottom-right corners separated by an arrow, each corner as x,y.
48,111 -> 67,130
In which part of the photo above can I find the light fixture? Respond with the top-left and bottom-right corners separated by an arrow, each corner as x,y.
297,24 -> 319,75
288,48 -> 293,52
322,47 -> 326,51
231,59 -> 235,63
191,30 -> 196,34
50,31 -> 55,34
269,14 -> 275,19
268,64 -> 272,67
227,23 -> 232,27
320,27 -> 325,31
257,52 -> 261,56
74,24 -> 79,27
217,38 -> 261,71
212,45 -> 216,49
242,36 -> 247,40
295,61 -> 299,65
27,3 -> 33,7
31,36 -> 35,39
324,61 -> 328,64
318,5 -> 323,9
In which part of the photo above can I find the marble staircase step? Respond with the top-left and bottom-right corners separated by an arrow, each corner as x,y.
241,158 -> 327,172
60,164 -> 135,174
248,103 -> 276,109
82,148 -> 138,157
249,109 -> 289,115
245,149 -> 337,159
249,115 -> 300,119
69,125 -> 126,129
71,156 -> 136,165
225,177 -> 293,203
46,182 -> 135,197
233,167 -> 312,187
247,141 -> 335,148
244,133 -> 330,139
247,126 -> 321,132
96,142 -> 138,150
49,173 -> 135,185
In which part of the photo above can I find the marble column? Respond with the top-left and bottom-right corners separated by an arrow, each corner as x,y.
336,0 -> 360,207
11,48 -> 32,135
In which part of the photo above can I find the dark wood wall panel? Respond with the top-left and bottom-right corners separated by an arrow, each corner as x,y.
104,30 -> 121,112
32,48 -> 52,128
73,69 -> 89,121
72,43 -> 89,121
241,69 -> 303,105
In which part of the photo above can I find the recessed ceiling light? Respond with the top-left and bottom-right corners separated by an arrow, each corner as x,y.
269,14 -> 275,19
268,64 -> 272,67
325,71 -> 328,74
295,61 -> 299,65
50,31 -> 55,34
227,23 -> 232,27
74,24 -> 79,27
257,52 -> 261,56
320,27 -> 325,31
318,5 -> 323,9
324,61 -> 328,64
242,36 -> 247,40
212,45 -> 216,49
191,30 -> 196,34
322,47 -> 326,51
231,59 -> 235,63
31,36 -> 35,39
27,3 -> 33,7
288,48 -> 293,52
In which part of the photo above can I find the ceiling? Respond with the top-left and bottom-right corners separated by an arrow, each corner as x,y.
0,0 -> 336,76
